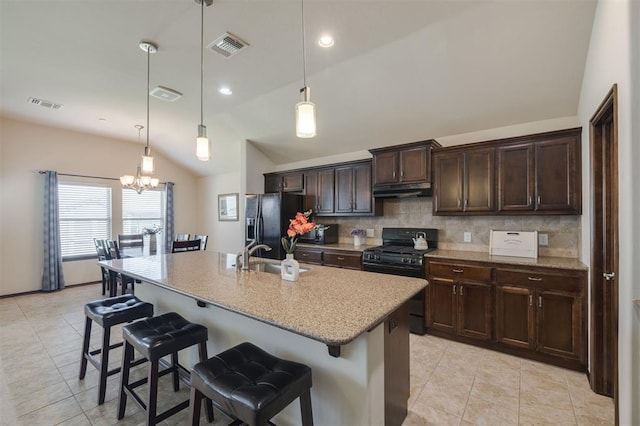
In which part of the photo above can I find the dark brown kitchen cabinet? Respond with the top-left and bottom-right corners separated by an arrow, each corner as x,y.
335,162 -> 373,214
497,131 -> 581,214
495,267 -> 584,363
304,169 -> 335,214
432,147 -> 495,214
293,246 -> 323,265
426,261 -> 492,341
263,172 -> 304,193
294,246 -> 362,270
370,140 -> 441,186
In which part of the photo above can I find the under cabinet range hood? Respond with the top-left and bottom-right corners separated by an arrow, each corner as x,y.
372,182 -> 432,198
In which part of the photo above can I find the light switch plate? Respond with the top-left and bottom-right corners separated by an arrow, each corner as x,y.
539,233 -> 549,246
366,229 -> 374,238
464,232 -> 472,243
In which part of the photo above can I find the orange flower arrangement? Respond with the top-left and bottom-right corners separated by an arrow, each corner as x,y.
281,210 -> 316,254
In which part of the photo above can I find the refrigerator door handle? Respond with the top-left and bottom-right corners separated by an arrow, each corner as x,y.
256,196 -> 262,244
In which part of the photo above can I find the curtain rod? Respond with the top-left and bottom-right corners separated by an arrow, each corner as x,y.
37,170 -> 168,185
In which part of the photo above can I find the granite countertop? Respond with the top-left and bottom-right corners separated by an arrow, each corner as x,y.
297,242 -> 378,252
425,249 -> 588,271
100,251 -> 425,346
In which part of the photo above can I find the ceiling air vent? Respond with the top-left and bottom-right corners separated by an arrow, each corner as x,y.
207,32 -> 249,58
28,97 -> 64,110
150,86 -> 183,102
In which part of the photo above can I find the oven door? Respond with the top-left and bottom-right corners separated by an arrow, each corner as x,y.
362,262 -> 427,334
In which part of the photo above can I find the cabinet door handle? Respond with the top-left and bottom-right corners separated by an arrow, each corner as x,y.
452,269 -> 464,273
392,171 -> 396,178
457,198 -> 461,208
302,253 -> 309,257
529,295 -> 533,306
401,171 -> 405,178
537,195 -> 541,205
528,195 -> 532,206
538,296 -> 542,308
528,276 -> 542,281
460,285 -> 464,296
603,272 -> 616,280
464,199 -> 468,208
453,285 -> 457,295
337,256 -> 345,261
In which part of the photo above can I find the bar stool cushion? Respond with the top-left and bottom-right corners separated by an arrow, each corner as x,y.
122,312 -> 208,360
191,342 -> 312,424
84,294 -> 153,328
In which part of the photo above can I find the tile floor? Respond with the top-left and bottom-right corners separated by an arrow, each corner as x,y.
0,284 -> 614,425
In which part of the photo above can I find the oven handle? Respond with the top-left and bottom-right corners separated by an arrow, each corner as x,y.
362,262 -> 424,278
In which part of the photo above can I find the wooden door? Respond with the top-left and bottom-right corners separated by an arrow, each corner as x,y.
334,166 -> 354,213
373,151 -> 398,185
428,278 -> 456,333
316,169 -> 335,214
536,290 -> 582,360
497,143 -> 534,211
589,85 -> 618,404
433,151 -> 463,213
352,163 -> 372,213
457,281 -> 492,340
496,285 -> 535,349
464,148 -> 495,212
535,138 -> 577,211
399,146 -> 428,183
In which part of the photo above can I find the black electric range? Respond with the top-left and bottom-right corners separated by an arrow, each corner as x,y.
362,227 -> 438,334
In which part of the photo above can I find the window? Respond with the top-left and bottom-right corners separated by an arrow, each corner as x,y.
58,183 -> 112,259
122,189 -> 164,234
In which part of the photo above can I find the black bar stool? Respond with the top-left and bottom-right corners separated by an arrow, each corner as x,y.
189,342 -> 313,426
79,294 -> 154,405
117,312 -> 213,426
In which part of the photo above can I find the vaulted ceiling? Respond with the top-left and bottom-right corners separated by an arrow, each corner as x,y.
0,0 -> 596,176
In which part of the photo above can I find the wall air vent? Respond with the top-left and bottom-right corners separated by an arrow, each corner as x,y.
150,86 -> 183,102
28,97 -> 64,110
207,32 -> 249,58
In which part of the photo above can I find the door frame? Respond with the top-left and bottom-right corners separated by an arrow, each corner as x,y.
589,84 -> 619,419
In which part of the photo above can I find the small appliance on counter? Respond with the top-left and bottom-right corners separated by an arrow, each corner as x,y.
298,224 -> 338,245
489,230 -> 538,258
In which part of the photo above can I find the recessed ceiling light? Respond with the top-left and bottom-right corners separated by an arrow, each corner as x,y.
318,35 -> 334,48
218,87 -> 232,96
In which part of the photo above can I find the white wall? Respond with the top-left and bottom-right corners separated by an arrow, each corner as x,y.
0,117 -> 199,296
576,0 -> 637,423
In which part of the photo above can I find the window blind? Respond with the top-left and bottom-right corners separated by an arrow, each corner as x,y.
58,183 -> 112,259
122,189 -> 164,234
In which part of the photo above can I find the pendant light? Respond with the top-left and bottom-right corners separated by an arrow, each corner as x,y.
139,41 -> 157,173
295,0 -> 316,138
196,0 -> 213,161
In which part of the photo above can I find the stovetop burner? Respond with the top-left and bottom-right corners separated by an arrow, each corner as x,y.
362,227 -> 439,268
367,244 -> 437,256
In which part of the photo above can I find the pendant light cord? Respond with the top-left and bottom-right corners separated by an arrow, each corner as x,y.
200,0 -> 204,126
146,46 -> 151,149
301,0 -> 307,87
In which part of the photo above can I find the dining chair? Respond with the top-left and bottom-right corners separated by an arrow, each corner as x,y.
105,240 -> 135,295
94,239 -> 111,295
118,234 -> 144,248
193,234 -> 208,251
172,239 -> 201,253
175,233 -> 190,241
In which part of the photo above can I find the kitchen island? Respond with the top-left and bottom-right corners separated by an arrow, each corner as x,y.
100,250 -> 426,425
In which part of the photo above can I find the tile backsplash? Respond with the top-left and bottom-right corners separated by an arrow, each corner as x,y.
323,198 -> 580,258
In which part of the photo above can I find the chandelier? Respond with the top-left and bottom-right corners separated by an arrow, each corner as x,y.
120,40 -> 159,194
120,125 -> 159,194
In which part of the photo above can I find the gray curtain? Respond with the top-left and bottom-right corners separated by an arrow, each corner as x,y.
164,182 -> 175,253
42,170 -> 65,291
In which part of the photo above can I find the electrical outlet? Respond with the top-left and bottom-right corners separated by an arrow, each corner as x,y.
366,228 -> 374,238
539,233 -> 549,246
463,232 -> 472,243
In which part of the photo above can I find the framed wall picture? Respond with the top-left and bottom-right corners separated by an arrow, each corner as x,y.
218,193 -> 239,221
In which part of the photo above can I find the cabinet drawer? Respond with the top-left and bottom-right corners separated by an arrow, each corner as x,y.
294,248 -> 323,265
428,261 -> 492,282
323,251 -> 362,270
496,269 -> 580,293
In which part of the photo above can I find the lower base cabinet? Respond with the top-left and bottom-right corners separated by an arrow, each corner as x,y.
427,258 -> 586,370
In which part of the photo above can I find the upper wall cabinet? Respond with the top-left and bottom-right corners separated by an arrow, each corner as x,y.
369,140 -> 441,195
264,171 -> 304,193
433,128 -> 581,216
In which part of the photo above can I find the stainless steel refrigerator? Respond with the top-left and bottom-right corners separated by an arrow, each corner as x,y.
245,193 -> 303,260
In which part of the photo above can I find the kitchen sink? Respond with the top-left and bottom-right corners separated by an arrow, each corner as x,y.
232,262 -> 309,274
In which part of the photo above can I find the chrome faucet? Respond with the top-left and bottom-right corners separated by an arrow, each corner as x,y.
237,240 -> 272,271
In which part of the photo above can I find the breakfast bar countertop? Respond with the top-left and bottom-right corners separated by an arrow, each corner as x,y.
100,250 -> 426,346
425,249 -> 588,271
